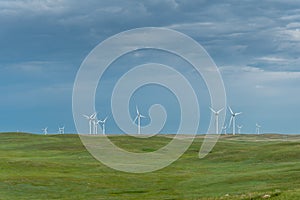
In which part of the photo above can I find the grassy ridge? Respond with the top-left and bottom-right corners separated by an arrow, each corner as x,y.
1,133 -> 300,199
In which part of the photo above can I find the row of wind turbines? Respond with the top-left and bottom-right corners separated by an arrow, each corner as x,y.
83,113 -> 108,135
42,126 -> 65,135
83,106 -> 145,135
210,106 -> 262,135
82,106 -> 262,135
44,106 -> 261,135
42,106 -> 146,135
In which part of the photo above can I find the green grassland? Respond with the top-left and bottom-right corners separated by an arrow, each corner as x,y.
1,133 -> 300,199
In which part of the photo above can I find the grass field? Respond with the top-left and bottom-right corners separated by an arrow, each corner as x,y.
1,133 -> 300,199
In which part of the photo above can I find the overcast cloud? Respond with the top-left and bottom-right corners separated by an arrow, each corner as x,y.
0,0 -> 300,133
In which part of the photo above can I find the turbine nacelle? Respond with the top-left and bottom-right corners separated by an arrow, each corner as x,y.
100,116 -> 108,124
83,112 -> 97,120
209,107 -> 224,116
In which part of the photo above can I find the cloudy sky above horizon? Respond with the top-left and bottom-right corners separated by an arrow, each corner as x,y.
1,0 -> 300,134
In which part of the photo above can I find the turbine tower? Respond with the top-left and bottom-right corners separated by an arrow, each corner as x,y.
95,120 -> 100,134
237,125 -> 243,134
228,107 -> 242,135
209,107 -> 224,134
222,124 -> 227,135
133,106 -> 145,134
99,117 -> 108,135
92,115 -> 97,134
83,113 -> 96,134
42,127 -> 48,135
256,123 -> 261,134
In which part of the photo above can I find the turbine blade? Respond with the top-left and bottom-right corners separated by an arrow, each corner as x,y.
217,107 -> 224,114
83,114 -> 89,119
133,116 -> 138,123
140,115 -> 146,118
91,112 -> 97,119
236,112 -> 242,115
136,106 -> 139,115
103,116 -> 108,122
209,107 -> 216,113
228,106 -> 234,115
229,116 -> 233,128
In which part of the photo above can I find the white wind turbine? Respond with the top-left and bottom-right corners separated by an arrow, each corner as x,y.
256,123 -> 261,134
209,107 -> 224,134
92,114 -> 98,134
83,113 -> 96,134
228,107 -> 242,135
237,125 -> 243,134
99,117 -> 108,135
94,119 -> 100,135
222,124 -> 227,135
58,126 -> 64,134
42,127 -> 48,135
133,106 -> 146,135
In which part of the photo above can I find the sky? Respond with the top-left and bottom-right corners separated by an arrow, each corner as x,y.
1,0 -> 300,134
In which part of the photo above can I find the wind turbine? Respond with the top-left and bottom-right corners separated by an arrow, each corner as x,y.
92,115 -> 98,134
237,125 -> 243,134
58,126 -> 64,134
94,116 -> 107,135
99,117 -> 108,135
83,113 -> 96,134
228,107 -> 242,135
133,106 -> 146,134
209,107 -> 224,134
94,120 -> 100,135
256,123 -> 261,134
42,127 -> 48,135
222,124 -> 227,135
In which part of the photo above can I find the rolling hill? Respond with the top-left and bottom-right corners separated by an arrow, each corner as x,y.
1,132 -> 300,199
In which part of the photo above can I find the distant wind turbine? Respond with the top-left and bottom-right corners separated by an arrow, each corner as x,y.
222,124 -> 227,135
83,113 -> 96,134
94,116 -> 107,135
237,125 -> 243,134
209,107 -> 224,134
42,127 -> 48,135
94,120 -> 100,135
92,115 -> 98,134
228,107 -> 242,135
58,126 -> 64,134
256,123 -> 261,134
99,117 -> 108,135
133,106 -> 146,135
